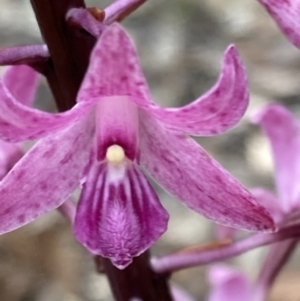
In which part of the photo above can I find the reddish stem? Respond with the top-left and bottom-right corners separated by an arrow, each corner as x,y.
30,0 -> 95,111
101,253 -> 172,301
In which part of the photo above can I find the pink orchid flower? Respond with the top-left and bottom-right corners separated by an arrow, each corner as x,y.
218,103 -> 300,238
251,104 -> 300,222
0,24 -> 274,268
207,264 -> 252,301
211,104 -> 300,301
257,0 -> 300,49
250,105 -> 300,300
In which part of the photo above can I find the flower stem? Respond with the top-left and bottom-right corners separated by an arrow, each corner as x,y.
100,253 -> 173,301
152,224 -> 300,274
30,1 -> 172,299
30,0 -> 96,111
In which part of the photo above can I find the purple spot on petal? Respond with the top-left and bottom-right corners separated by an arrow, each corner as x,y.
17,214 -> 25,223
3,207 -> 12,215
121,75 -> 128,82
39,182 -> 48,191
29,203 -> 40,211
0,121 -> 10,127
128,64 -> 134,71
215,175 -> 222,183
208,106 -> 217,114
31,116 -> 38,123
16,169 -> 26,180
60,152 -> 72,164
214,88 -> 221,97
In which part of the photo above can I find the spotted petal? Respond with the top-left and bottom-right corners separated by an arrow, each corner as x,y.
78,23 -> 152,104
136,45 -> 249,136
0,80 -> 97,142
258,0 -> 300,49
0,65 -> 39,179
0,112 -> 95,234
251,104 -> 300,212
3,65 -> 40,106
80,24 -> 248,136
139,112 -> 275,231
0,140 -> 23,180
74,161 -> 169,269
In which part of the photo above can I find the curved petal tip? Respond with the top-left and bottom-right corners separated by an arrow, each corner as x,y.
137,43 -> 249,136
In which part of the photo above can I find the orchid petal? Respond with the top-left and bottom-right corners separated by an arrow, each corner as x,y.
136,45 -> 249,136
0,113 -> 95,234
3,65 -> 40,106
207,264 -> 251,301
258,0 -> 300,49
251,104 -> 300,212
74,161 -> 169,269
0,140 -> 23,180
79,24 -> 248,136
0,81 -> 97,142
250,187 -> 283,223
139,112 -> 275,231
78,23 -> 152,104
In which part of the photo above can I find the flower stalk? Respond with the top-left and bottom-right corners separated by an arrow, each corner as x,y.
101,253 -> 172,301
152,223 -> 300,274
30,0 -> 96,111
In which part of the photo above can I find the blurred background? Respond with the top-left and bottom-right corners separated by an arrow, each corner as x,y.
0,0 -> 300,300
